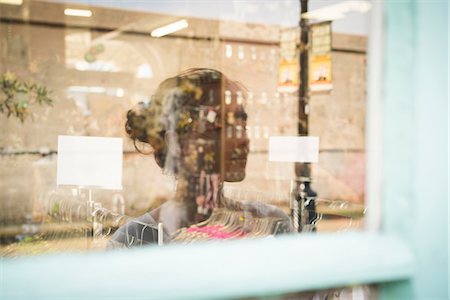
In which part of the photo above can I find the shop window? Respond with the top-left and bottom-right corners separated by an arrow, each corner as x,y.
1,0 -> 370,258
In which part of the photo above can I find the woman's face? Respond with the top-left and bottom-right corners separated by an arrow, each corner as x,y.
180,101 -> 249,182
223,102 -> 249,182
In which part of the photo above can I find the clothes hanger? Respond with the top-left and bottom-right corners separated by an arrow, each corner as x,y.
60,198 -> 68,222
93,207 -> 114,238
124,222 -> 135,247
194,208 -> 225,227
172,209 -> 244,243
134,220 -> 158,246
274,218 -> 293,235
226,212 -> 245,234
261,218 -> 275,236
74,201 -> 83,222
256,218 -> 272,237
220,211 -> 239,231
172,227 -> 207,243
244,217 -> 262,238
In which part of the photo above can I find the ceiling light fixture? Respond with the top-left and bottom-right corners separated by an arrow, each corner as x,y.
64,8 -> 92,17
151,19 -> 188,38
302,0 -> 372,21
0,0 -> 23,5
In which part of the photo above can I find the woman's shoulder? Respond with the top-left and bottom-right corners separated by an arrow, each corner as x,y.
106,212 -> 159,249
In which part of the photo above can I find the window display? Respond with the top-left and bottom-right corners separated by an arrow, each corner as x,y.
1,0 -> 366,256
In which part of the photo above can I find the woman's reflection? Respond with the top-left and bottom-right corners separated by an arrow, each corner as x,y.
108,68 -> 289,249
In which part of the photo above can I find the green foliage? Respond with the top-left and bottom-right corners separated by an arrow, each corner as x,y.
0,72 -> 54,122
51,202 -> 60,216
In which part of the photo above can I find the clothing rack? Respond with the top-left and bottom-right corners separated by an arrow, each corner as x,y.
224,186 -> 365,232
39,191 -> 165,250
0,149 -> 143,157
171,207 -> 293,243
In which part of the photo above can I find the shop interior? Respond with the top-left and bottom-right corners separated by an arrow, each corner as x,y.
0,0 -> 370,256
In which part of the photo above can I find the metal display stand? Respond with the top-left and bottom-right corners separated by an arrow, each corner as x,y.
290,177 -> 317,233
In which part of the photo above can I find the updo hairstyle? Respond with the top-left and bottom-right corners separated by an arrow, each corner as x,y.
125,68 -> 245,173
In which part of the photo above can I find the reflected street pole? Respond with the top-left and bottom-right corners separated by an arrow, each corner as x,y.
296,0 -> 310,178
293,0 -> 318,232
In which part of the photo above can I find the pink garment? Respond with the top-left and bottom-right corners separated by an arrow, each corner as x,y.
186,225 -> 246,239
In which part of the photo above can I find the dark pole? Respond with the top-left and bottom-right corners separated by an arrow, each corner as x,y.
296,0 -> 310,179
294,0 -> 317,232
295,0 -> 311,178
298,0 -> 309,134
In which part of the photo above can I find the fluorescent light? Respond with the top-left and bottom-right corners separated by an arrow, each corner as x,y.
64,8 -> 92,17
68,86 -> 106,94
116,88 -> 124,97
136,64 -> 153,78
68,86 -> 126,98
0,0 -> 23,5
72,60 -> 119,72
302,0 -> 372,21
151,19 -> 188,38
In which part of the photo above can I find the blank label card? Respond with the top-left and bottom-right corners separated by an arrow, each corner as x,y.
57,135 -> 123,190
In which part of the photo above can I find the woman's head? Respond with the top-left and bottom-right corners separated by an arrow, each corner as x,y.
125,68 -> 249,182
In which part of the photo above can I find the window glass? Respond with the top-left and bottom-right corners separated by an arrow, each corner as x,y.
1,0 -> 369,255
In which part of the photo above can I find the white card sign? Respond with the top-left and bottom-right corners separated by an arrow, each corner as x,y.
57,135 -> 123,189
269,136 -> 319,163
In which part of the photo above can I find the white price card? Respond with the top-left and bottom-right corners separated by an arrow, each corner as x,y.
57,135 -> 123,189
269,136 -> 319,163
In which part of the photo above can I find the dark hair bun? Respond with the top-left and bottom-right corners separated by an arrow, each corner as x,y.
124,68 -> 244,174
